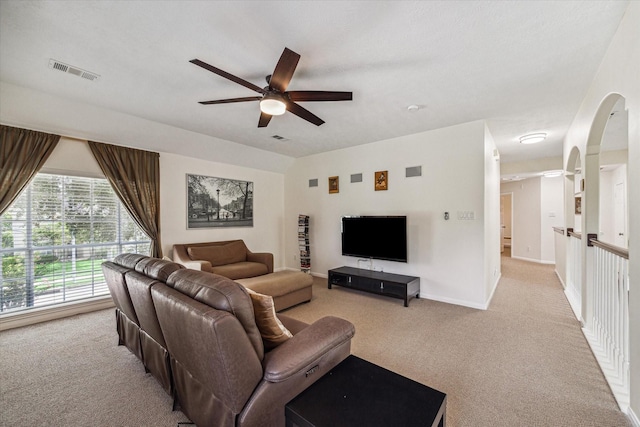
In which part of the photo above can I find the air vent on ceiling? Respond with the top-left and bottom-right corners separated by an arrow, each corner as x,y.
48,59 -> 100,81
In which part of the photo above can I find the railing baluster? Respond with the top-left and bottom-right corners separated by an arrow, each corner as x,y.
584,239 -> 629,410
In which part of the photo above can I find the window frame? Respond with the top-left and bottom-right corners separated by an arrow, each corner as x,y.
1,173 -> 151,314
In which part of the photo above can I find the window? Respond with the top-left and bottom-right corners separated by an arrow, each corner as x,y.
1,173 -> 150,313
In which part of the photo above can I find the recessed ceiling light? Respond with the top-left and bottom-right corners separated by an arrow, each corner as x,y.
543,170 -> 563,178
519,133 -> 547,145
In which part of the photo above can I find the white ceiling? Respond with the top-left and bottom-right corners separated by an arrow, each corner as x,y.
0,1 -> 630,164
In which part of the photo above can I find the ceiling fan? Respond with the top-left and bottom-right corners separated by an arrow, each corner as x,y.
190,47 -> 352,128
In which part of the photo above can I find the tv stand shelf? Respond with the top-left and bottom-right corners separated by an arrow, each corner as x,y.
328,266 -> 420,307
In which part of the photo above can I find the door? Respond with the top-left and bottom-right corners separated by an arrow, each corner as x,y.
614,181 -> 627,248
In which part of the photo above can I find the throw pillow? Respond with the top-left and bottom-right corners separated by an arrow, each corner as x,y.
245,288 -> 293,350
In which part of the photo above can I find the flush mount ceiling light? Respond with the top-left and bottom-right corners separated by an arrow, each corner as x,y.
519,133 -> 547,145
407,104 -> 420,112
502,176 -> 524,182
259,93 -> 287,116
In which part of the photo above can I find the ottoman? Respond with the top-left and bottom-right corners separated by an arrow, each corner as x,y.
236,270 -> 313,312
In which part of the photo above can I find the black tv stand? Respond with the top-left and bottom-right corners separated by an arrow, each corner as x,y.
328,266 -> 420,307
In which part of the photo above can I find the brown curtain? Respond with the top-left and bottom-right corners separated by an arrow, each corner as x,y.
88,141 -> 163,258
0,125 -> 60,215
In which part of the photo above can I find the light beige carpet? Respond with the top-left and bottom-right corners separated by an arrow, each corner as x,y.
283,256 -> 630,427
0,254 -> 631,426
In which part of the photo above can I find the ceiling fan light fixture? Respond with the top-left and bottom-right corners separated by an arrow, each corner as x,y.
519,133 -> 547,145
260,94 -> 286,116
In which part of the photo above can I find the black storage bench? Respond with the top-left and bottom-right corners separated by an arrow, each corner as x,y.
285,355 -> 446,427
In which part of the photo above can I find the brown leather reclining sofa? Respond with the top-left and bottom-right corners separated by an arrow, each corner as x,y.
102,254 -> 355,427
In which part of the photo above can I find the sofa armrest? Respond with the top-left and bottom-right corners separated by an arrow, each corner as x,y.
247,251 -> 274,273
262,316 -> 355,383
173,244 -> 213,272
180,260 -> 213,272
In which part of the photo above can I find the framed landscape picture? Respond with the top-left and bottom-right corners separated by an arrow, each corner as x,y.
186,174 -> 253,228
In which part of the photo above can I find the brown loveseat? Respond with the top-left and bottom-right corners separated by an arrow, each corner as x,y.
172,240 -> 314,312
102,254 -> 355,427
173,240 -> 273,280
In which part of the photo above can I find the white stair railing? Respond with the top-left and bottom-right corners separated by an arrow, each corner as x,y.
583,238 -> 630,411
553,227 -> 566,287
566,230 -> 582,320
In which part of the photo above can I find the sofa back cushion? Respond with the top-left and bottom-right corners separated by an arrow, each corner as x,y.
152,283 -> 263,425
114,253 -> 147,269
125,271 -> 167,347
186,240 -> 247,266
166,269 -> 264,360
135,257 -> 184,281
101,261 -> 139,324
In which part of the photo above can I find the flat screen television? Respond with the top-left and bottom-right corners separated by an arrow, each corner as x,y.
341,216 -> 407,262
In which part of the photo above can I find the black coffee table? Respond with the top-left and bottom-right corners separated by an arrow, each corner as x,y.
285,355 -> 446,427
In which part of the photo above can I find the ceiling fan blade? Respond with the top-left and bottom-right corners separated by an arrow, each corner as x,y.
269,48 -> 300,93
190,59 -> 265,94
258,112 -> 273,128
286,101 -> 325,126
199,96 -> 262,105
287,91 -> 353,102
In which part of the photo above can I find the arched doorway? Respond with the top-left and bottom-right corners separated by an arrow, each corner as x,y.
580,93 -> 630,410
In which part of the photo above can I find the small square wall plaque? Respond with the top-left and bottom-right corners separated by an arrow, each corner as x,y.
375,171 -> 388,191
328,176 -> 339,194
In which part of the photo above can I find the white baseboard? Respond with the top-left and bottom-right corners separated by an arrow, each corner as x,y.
511,255 -> 555,265
0,296 -> 115,331
485,273 -> 501,308
418,292 -> 490,310
564,288 -> 582,323
628,407 -> 640,427
554,270 -> 566,288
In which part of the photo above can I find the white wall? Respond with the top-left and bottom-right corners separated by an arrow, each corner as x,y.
41,137 -> 103,178
599,164 -> 628,246
159,152 -> 285,265
500,175 -> 563,264
484,124 -> 502,301
284,120 -> 498,309
540,175 -> 564,263
501,178 -> 541,261
562,2 -> 639,419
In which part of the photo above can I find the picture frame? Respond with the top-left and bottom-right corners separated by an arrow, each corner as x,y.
328,176 -> 339,194
375,170 -> 388,191
575,196 -> 582,215
186,174 -> 253,228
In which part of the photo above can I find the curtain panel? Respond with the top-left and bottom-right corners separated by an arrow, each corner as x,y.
88,141 -> 162,258
0,125 -> 61,216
